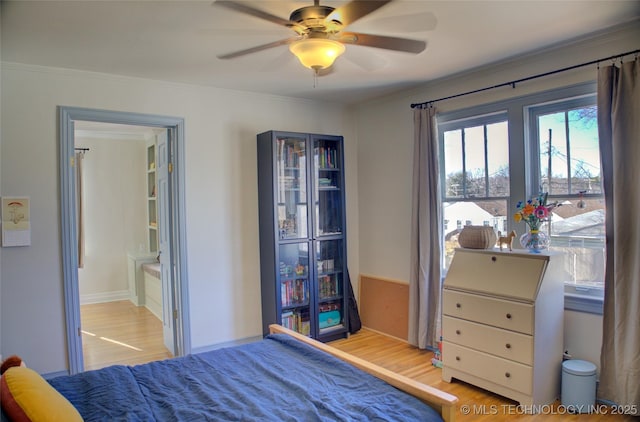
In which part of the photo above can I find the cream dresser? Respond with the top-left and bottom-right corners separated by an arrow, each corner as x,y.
442,248 -> 564,407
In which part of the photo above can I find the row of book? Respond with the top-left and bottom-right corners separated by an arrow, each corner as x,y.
281,310 -> 311,336
278,140 -> 306,168
318,275 -> 339,299
281,278 -> 309,307
315,146 -> 338,169
319,301 -> 341,313
276,141 -> 338,170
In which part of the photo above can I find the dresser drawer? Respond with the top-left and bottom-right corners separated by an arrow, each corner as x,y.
443,315 -> 533,365
444,249 -> 547,301
443,342 -> 533,395
443,289 -> 534,335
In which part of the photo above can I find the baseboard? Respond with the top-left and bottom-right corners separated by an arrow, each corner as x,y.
361,326 -> 410,344
80,290 -> 130,305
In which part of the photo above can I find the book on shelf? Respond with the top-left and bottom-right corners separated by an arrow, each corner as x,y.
278,139 -> 306,168
281,278 -> 309,307
319,302 -> 341,312
318,275 -> 338,299
276,142 -> 307,202
317,177 -> 334,188
281,309 -> 310,336
315,146 -> 337,169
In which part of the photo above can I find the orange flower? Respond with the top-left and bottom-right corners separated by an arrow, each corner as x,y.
522,204 -> 535,216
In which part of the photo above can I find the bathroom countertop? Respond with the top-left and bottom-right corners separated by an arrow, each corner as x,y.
142,262 -> 161,279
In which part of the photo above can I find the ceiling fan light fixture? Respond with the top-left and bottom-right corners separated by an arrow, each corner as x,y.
289,38 -> 346,70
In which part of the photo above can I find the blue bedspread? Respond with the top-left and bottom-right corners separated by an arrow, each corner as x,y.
50,334 -> 443,421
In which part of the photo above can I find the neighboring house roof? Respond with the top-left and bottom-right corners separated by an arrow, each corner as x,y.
443,202 -> 506,239
551,209 -> 605,237
443,202 -> 496,222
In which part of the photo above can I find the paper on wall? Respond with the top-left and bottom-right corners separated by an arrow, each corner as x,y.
1,197 -> 31,247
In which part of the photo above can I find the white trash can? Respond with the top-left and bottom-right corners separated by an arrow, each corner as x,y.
561,359 -> 597,413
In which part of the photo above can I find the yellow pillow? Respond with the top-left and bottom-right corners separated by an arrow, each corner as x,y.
0,366 -> 83,422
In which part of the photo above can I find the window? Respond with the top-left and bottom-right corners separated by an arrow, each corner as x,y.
439,113 -> 510,269
437,83 -> 604,313
529,97 -> 605,310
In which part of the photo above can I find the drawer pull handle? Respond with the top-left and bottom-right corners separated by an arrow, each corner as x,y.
506,313 -> 512,319
491,256 -> 497,262
455,330 -> 461,335
505,343 -> 511,349
455,356 -> 461,361
456,303 -> 461,309
505,372 -> 511,378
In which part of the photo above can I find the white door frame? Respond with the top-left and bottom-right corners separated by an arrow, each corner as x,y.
59,106 -> 190,374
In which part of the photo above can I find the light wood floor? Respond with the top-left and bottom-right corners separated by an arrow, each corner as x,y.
330,329 -> 635,422
81,300 -> 172,371
80,303 -> 633,421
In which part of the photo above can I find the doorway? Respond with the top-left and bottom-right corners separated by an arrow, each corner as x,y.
59,107 -> 190,374
74,122 -> 171,369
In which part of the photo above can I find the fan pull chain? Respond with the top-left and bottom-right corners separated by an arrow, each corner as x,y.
313,68 -> 319,88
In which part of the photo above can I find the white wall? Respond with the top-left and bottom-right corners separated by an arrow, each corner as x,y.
355,23 -> 638,372
75,136 -> 148,302
0,63 -> 359,373
564,310 -> 603,373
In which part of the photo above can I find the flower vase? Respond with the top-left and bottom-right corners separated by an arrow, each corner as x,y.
519,230 -> 549,253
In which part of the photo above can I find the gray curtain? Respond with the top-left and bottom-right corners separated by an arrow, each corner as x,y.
409,106 -> 442,349
75,151 -> 85,269
597,58 -> 639,412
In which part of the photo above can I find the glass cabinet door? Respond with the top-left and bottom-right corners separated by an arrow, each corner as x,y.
276,135 -> 308,240
278,242 -> 311,336
316,239 -> 344,335
313,137 -> 343,237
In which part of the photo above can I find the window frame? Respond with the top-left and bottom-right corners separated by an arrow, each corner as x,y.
436,82 -> 603,314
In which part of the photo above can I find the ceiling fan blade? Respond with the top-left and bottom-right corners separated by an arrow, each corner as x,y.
217,37 -> 299,60
339,32 -> 426,54
326,0 -> 392,27
214,1 -> 306,33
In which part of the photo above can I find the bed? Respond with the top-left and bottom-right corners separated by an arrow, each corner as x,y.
2,325 -> 457,421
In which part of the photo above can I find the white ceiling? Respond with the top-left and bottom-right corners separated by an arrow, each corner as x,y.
2,1 -> 639,104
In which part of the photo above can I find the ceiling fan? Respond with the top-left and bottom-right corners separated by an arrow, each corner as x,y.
215,0 -> 427,74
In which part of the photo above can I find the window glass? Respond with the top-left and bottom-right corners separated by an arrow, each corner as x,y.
538,105 -> 602,195
486,122 -> 510,197
464,125 -> 487,197
546,196 -> 605,288
443,130 -> 463,198
535,101 -> 604,291
442,199 -> 508,269
441,115 -> 510,270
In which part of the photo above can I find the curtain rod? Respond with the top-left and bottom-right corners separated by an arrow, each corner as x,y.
410,49 -> 639,109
